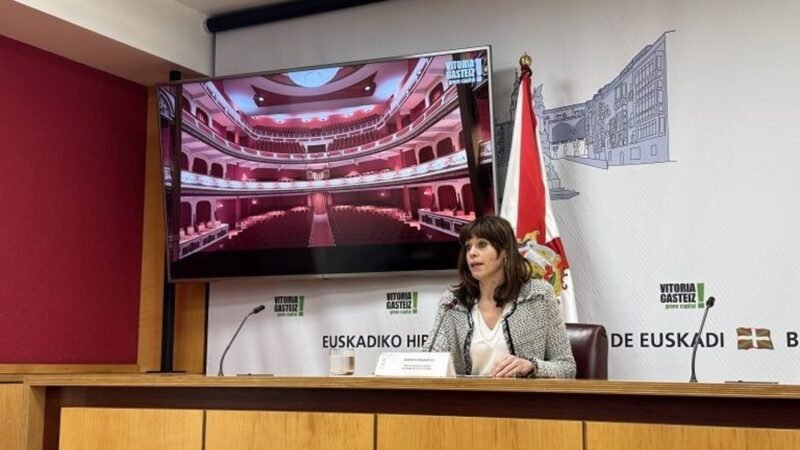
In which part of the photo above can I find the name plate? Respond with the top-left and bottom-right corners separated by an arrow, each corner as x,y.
374,352 -> 455,378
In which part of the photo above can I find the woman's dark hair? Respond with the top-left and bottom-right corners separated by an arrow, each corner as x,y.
452,215 -> 531,307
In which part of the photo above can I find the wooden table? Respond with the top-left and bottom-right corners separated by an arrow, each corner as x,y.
21,375 -> 800,450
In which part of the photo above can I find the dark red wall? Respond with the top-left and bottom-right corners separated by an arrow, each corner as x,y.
0,35 -> 147,364
331,189 -> 404,207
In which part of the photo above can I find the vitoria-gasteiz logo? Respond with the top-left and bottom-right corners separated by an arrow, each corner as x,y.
273,295 -> 304,317
385,291 -> 418,315
660,282 -> 708,310
445,58 -> 484,85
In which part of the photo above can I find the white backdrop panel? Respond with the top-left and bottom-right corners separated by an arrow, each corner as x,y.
209,0 -> 800,383
208,275 -> 456,376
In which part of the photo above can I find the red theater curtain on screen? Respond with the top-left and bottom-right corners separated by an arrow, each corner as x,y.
311,192 -> 327,214
437,186 -> 457,211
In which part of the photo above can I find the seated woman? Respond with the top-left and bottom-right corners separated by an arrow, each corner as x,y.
424,215 -> 576,378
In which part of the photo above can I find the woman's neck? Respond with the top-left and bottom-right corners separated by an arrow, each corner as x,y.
478,277 -> 503,305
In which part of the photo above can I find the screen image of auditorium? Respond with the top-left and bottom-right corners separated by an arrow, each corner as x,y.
158,47 -> 496,280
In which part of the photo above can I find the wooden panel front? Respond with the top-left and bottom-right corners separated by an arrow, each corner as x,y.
174,282 -> 207,374
0,365 -> 138,374
586,422 -> 800,450
58,407 -> 203,450
205,410 -> 374,450
138,87 -> 166,373
0,384 -> 24,450
377,414 -> 583,450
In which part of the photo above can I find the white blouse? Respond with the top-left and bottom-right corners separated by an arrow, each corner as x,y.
470,304 -> 511,376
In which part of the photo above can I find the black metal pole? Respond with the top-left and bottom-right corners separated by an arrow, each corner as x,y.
159,274 -> 178,372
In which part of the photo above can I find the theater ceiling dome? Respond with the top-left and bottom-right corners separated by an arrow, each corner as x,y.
286,67 -> 341,88
219,59 -> 415,120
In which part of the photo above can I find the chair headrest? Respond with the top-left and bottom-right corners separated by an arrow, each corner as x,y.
565,323 -> 609,380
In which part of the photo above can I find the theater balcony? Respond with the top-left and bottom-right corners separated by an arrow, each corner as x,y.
174,84 -> 460,166
177,222 -> 230,258
418,210 -> 474,238
163,142 -> 491,197
197,56 -> 433,143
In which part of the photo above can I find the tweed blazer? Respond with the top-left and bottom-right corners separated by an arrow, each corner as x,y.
423,279 -> 576,378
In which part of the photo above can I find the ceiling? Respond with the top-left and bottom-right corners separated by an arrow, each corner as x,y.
0,0 -> 207,84
174,0 -> 299,16
182,54 -> 448,129
0,0 -> 357,85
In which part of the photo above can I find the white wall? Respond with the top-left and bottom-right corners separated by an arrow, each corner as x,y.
215,0 -> 799,121
17,0 -> 213,75
210,0 -> 800,382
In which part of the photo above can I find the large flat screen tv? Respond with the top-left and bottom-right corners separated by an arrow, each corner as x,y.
158,46 -> 496,280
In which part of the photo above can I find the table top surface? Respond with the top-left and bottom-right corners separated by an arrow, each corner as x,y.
17,374 -> 800,399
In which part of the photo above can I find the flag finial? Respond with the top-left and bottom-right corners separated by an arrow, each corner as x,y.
519,52 -> 532,76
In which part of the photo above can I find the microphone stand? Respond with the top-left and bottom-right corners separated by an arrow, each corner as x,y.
689,297 -> 716,383
218,305 -> 264,376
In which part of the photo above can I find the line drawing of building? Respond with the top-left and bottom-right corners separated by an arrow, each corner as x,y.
540,32 -> 671,169
495,32 -> 672,202
495,114 -> 578,202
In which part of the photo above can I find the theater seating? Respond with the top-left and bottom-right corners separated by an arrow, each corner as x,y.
329,128 -> 389,151
225,208 -> 312,249
248,140 -> 304,154
328,206 -> 425,245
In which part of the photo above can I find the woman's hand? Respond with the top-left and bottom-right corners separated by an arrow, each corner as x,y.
490,355 -> 535,378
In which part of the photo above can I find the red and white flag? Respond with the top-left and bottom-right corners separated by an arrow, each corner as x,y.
499,65 -> 577,322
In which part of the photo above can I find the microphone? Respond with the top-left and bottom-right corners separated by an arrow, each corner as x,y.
217,304 -> 265,376
425,300 -> 456,352
689,296 -> 716,383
